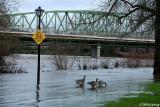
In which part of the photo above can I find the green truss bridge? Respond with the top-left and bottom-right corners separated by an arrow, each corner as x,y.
0,10 -> 155,57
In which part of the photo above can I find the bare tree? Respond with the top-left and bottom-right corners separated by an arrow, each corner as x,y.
0,0 -> 21,13
0,0 -> 21,29
49,44 -> 76,70
100,0 -> 160,79
0,0 -> 23,73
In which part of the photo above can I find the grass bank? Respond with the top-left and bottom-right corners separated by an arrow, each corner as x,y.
103,82 -> 160,107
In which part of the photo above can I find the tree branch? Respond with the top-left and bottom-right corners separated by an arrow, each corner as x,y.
108,0 -> 119,13
118,7 -> 139,19
120,13 -> 154,38
132,13 -> 154,32
121,0 -> 155,14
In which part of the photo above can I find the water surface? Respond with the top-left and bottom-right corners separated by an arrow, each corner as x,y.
0,55 -> 153,107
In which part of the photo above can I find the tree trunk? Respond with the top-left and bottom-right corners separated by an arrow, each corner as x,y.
153,0 -> 160,79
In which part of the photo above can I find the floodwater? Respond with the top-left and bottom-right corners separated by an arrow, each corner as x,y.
0,55 -> 153,107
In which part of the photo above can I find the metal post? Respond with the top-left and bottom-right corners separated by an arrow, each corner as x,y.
37,45 -> 40,85
37,15 -> 41,85
36,6 -> 44,85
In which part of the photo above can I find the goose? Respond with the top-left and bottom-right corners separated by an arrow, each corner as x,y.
75,75 -> 86,87
87,78 -> 99,89
97,80 -> 107,88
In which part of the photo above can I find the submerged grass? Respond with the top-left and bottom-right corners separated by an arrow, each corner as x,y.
103,82 -> 160,107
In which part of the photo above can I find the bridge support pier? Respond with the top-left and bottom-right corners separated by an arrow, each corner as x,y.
91,44 -> 101,58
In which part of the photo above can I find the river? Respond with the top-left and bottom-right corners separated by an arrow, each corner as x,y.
0,54 -> 153,107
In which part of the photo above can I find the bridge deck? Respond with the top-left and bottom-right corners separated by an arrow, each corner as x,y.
0,31 -> 154,47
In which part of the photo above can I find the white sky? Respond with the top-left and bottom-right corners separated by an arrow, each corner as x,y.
17,0 -> 101,13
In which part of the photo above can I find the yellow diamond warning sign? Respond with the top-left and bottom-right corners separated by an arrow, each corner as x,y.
32,30 -> 46,45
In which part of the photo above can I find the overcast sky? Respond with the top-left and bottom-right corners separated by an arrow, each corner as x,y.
17,0 -> 101,13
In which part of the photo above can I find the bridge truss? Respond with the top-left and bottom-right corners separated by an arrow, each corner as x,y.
0,10 -> 154,39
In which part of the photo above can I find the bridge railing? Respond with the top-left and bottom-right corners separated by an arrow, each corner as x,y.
0,10 -> 154,39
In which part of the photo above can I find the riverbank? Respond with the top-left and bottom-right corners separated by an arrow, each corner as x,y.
103,82 -> 160,107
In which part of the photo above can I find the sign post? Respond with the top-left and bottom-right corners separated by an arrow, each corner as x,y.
32,7 -> 45,85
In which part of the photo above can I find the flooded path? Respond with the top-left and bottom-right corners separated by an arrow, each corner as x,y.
0,55 -> 153,107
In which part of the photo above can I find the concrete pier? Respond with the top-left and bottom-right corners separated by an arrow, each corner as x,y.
91,44 -> 101,58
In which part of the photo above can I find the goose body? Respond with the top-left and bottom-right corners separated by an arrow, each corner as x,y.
87,78 -> 99,89
75,75 -> 86,87
97,80 -> 107,88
